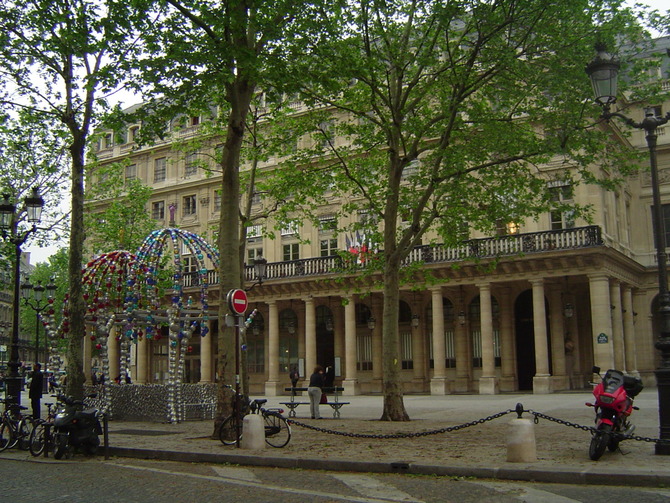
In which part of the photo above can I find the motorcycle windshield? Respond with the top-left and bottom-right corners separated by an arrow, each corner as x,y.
603,369 -> 625,394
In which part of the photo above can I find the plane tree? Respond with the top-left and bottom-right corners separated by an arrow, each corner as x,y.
272,0 -> 651,420
0,0 -> 149,399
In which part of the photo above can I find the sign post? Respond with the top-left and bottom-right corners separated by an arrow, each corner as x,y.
226,289 -> 248,447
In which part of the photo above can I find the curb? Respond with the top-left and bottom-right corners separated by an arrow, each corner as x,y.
105,446 -> 670,487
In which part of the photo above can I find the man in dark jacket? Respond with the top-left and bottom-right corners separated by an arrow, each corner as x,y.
29,363 -> 44,419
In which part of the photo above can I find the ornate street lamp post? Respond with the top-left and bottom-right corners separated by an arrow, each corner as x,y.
586,45 -> 670,454
0,187 -> 45,408
21,277 -> 57,369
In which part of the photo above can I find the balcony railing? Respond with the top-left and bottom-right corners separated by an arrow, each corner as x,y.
181,225 -> 602,288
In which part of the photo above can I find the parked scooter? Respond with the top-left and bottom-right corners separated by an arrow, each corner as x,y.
586,366 -> 643,460
52,393 -> 102,459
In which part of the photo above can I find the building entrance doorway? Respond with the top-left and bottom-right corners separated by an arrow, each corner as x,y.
316,305 -> 335,373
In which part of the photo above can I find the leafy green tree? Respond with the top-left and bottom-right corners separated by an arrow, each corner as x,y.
0,0 -> 148,399
276,0 -> 652,420
125,0 -> 344,430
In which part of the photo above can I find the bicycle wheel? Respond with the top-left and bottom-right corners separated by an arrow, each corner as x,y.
218,415 -> 242,446
17,417 -> 34,451
0,419 -> 14,452
29,422 -> 46,457
263,412 -> 291,448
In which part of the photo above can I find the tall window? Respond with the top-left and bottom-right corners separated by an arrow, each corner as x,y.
283,243 -> 299,261
213,191 -> 221,212
400,331 -> 413,370
183,195 -> 197,216
124,164 -> 137,182
247,313 -> 265,373
185,153 -> 198,177
320,238 -> 338,256
154,158 -> 167,182
279,310 -> 298,373
247,246 -> 264,264
355,303 -> 373,371
653,203 -> 670,248
549,181 -> 574,230
151,201 -> 165,220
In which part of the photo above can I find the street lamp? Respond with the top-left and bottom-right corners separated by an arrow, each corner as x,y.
586,45 -> 670,454
245,256 -> 268,292
21,276 -> 57,370
0,187 -> 45,409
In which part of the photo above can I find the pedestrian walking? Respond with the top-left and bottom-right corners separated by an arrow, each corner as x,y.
29,363 -> 44,420
289,366 -> 300,388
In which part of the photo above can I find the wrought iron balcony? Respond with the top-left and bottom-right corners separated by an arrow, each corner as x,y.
181,225 -> 602,288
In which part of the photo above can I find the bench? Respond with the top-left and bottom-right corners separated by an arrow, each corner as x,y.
281,387 -> 349,418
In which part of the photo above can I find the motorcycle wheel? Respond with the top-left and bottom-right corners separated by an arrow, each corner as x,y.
53,432 -> 69,460
589,424 -> 612,461
608,430 -> 621,452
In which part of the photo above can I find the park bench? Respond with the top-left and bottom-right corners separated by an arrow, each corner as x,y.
281,386 -> 349,418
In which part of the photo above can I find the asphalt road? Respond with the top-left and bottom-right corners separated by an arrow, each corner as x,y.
4,454 -> 670,503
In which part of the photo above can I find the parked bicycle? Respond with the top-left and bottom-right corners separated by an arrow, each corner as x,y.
0,397 -> 35,452
29,401 -> 57,457
218,387 -> 290,448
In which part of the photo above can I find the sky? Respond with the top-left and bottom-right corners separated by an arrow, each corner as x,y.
23,0 -> 669,266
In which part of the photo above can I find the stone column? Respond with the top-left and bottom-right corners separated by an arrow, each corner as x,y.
264,301 -> 281,396
304,297 -> 316,373
342,297 -> 360,395
548,287 -> 566,390
622,285 -> 638,375
108,327 -> 119,383
610,280 -> 625,371
588,273 -> 615,370
199,321 -> 212,383
530,279 -> 551,393
430,287 -> 449,394
498,287 -> 515,391
135,335 -> 149,384
478,282 -> 498,394
454,291 -> 470,393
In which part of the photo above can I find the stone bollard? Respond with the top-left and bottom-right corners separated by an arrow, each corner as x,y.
240,414 -> 265,450
506,403 -> 537,463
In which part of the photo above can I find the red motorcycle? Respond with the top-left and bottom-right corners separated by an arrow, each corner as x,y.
586,366 -> 643,460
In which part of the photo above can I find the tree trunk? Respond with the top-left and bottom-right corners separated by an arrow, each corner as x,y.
212,80 -> 255,437
380,254 -> 409,421
65,133 -> 87,400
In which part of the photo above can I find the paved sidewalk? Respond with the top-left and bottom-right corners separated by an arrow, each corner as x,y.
97,390 -> 670,487
8,389 -> 670,486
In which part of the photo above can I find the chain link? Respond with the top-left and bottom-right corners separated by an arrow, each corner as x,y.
287,409 -> 515,439
286,406 -> 670,445
526,408 -> 670,444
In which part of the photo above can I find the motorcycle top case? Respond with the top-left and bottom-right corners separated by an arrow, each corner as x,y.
623,375 -> 644,398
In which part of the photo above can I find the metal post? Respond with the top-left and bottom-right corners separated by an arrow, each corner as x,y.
7,241 -> 23,408
647,121 -> 670,454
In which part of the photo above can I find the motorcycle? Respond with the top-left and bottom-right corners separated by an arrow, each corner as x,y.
52,393 -> 102,459
586,366 -> 643,460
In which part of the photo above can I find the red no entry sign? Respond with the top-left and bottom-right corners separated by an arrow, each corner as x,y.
227,289 -> 248,315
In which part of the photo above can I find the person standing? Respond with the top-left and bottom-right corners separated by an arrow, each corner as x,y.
289,366 -> 300,388
29,363 -> 44,420
308,365 -> 325,419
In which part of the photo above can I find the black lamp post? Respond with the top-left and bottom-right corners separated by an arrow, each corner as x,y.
586,45 -> 670,454
21,276 -> 57,370
0,187 -> 45,408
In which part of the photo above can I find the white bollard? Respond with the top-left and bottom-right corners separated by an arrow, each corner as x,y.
507,417 -> 537,462
240,414 -> 265,450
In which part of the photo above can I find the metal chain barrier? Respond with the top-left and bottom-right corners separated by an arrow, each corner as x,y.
286,402 -> 670,444
287,408 -> 515,439
525,406 -> 670,444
